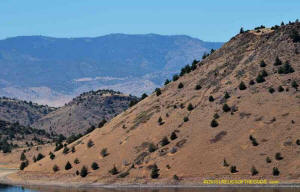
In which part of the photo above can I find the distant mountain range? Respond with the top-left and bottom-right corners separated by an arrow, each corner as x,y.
0,34 -> 223,106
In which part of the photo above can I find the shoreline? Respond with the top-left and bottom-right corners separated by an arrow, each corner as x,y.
0,170 -> 299,189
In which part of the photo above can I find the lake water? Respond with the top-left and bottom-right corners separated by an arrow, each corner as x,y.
0,184 -> 299,192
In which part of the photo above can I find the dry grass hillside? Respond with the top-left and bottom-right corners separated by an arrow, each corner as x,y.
13,23 -> 300,185
32,90 -> 137,136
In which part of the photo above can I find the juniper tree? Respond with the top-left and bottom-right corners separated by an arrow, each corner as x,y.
65,161 -> 72,170
224,92 -> 230,99
222,104 -> 231,112
178,82 -> 184,89
20,152 -> 26,161
91,162 -> 99,170
80,166 -> 88,177
170,132 -> 177,140
277,86 -> 284,92
155,88 -> 162,96
150,164 -> 160,179
195,84 -> 202,90
210,119 -> 219,127
260,60 -> 266,67
148,143 -> 157,153
109,165 -> 119,175
209,96 -> 214,102
187,103 -> 194,111
53,164 -> 59,172
161,137 -> 170,146
273,167 -> 280,176
251,166 -> 259,176
274,56 -> 282,66
291,80 -> 298,90
100,148 -> 108,157
164,79 -> 170,85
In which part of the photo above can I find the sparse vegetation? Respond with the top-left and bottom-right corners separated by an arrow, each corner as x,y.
170,132 -> 177,140
109,165 -> 119,175
53,165 -> 59,172
260,60 -> 266,67
87,139 -> 94,148
183,116 -> 189,122
150,164 -> 160,179
91,162 -> 99,170
65,161 -> 72,170
224,92 -> 230,99
291,80 -> 299,90
80,166 -> 88,177
274,56 -> 282,66
230,165 -> 238,173
275,152 -> 283,160
273,167 -> 280,176
278,61 -> 294,74
268,87 -> 275,94
187,103 -> 194,111
210,119 -> 219,127
223,158 -> 229,167
161,136 -> 170,146
222,104 -> 231,112
148,143 -> 157,153
251,166 -> 259,176
278,86 -> 284,92
195,84 -> 202,90
178,82 -> 184,89
155,88 -> 162,96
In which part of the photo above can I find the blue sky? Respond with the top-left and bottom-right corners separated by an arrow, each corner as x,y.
0,0 -> 299,42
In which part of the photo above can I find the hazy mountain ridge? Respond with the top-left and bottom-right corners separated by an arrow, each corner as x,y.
0,34 -> 223,106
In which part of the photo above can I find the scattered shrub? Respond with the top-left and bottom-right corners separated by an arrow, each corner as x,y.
273,167 -> 280,176
223,158 -> 229,167
80,166 -> 88,177
164,79 -> 170,85
20,161 -> 29,170
266,157 -> 272,163
170,132 -> 177,140
195,84 -> 202,90
210,119 -> 219,128
256,74 -> 265,83
278,61 -> 294,74
230,165 -> 238,173
158,117 -> 163,125
251,166 -> 259,176
209,96 -> 214,102
173,174 -> 179,180
222,104 -> 231,112
268,87 -> 275,94
150,164 -> 160,179
20,152 -> 26,161
213,113 -> 220,119
74,158 -> 80,164
249,80 -> 255,85
100,148 -> 108,157
178,82 -> 184,89
277,86 -> 284,92
49,152 -> 55,160
148,143 -> 157,153
36,153 -> 44,161
274,56 -> 282,66
172,74 -> 179,81
141,93 -> 148,100
275,152 -> 283,160
109,165 -> 119,175
161,137 -> 170,146
91,162 -> 99,170
65,161 -> 72,170
260,60 -> 266,67
63,146 -> 69,154
87,139 -> 94,148
224,92 -> 230,99
155,88 -> 161,96
53,164 -> 59,172
183,116 -> 189,122
187,103 -> 194,111
291,80 -> 299,90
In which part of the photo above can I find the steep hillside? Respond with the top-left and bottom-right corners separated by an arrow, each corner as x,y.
0,34 -> 223,106
32,90 -> 137,136
14,23 -> 300,185
0,97 -> 56,126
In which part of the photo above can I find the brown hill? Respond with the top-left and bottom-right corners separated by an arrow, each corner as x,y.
32,89 -> 137,136
0,97 -> 56,126
12,22 -> 300,185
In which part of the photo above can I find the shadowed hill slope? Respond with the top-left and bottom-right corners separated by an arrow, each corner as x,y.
32,90 -> 138,136
0,97 -> 56,126
16,23 -> 300,185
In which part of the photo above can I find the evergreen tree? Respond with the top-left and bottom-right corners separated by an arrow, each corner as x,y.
161,136 -> 170,146
109,165 -> 119,175
223,159 -> 229,167
53,165 -> 59,172
164,79 -> 170,85
49,152 -> 55,160
274,56 -> 282,66
239,81 -> 247,90
20,152 -> 26,161
209,96 -> 214,102
187,103 -> 194,111
170,132 -> 177,140
260,60 -> 266,67
210,119 -> 219,127
240,27 -> 244,34
172,74 -> 179,81
224,92 -> 230,99
222,104 -> 231,112
65,161 -> 72,170
80,166 -> 88,177
148,143 -> 157,153
155,88 -> 162,96
291,80 -> 299,90
91,162 -> 99,170
178,82 -> 184,89
150,164 -> 160,179
251,166 -> 259,176
195,84 -> 202,90
256,74 -> 265,83
273,167 -> 280,176
277,86 -> 284,92
100,148 -> 108,157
